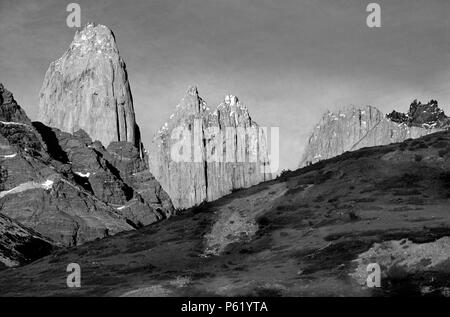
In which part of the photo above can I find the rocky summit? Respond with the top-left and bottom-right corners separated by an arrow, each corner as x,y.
38,23 -> 141,151
0,84 -> 31,125
0,84 -> 173,247
148,86 -> 272,209
299,101 -> 449,167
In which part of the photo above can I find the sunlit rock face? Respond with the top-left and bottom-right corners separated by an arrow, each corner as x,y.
148,86 -> 272,209
38,23 -> 141,150
300,103 -> 448,167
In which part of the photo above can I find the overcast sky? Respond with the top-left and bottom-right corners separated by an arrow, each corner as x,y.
0,0 -> 449,170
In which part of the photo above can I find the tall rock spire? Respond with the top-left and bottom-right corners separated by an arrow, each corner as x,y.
148,86 -> 272,209
38,23 -> 141,150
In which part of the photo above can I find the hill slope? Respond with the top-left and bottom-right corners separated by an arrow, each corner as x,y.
0,214 -> 53,269
0,130 -> 449,296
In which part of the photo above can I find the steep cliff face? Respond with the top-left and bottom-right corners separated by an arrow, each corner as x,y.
0,84 -> 173,246
300,103 -> 448,167
148,86 -> 271,209
38,23 -> 141,150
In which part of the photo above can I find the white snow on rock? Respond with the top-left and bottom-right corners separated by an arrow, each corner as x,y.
1,153 -> 17,159
0,180 -> 55,198
0,121 -> 27,126
75,172 -> 91,178
42,180 -> 54,190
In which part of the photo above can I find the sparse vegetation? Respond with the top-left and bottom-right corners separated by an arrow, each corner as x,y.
432,141 -> 448,149
438,147 -> 450,157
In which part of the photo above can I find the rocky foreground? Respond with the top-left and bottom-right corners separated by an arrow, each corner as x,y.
1,130 -> 449,296
0,214 -> 53,269
0,84 -> 173,255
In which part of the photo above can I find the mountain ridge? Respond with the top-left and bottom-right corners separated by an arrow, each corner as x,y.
300,101 -> 449,167
0,83 -> 173,247
148,86 -> 272,209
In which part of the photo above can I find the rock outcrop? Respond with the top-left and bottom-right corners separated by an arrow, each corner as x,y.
0,213 -> 53,269
0,84 -> 173,246
300,102 -> 449,167
149,86 -> 271,209
0,84 -> 31,125
38,23 -> 141,151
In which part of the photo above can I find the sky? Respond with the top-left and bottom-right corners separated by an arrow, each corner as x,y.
0,0 -> 449,171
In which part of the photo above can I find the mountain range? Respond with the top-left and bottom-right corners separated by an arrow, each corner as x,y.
0,23 -> 449,297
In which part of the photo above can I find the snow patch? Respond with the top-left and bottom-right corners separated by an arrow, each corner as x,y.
1,153 -> 17,159
42,180 -> 54,190
0,180 -> 55,198
75,172 -> 91,178
0,121 -> 27,126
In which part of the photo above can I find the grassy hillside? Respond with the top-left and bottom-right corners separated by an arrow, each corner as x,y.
1,131 -> 450,296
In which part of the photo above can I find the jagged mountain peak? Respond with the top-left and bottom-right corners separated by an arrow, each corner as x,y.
53,23 -> 119,71
0,83 -> 31,125
224,94 -> 238,105
178,84 -> 206,113
0,83 -> 13,104
300,101 -> 448,167
38,23 -> 141,150
216,94 -> 251,126
185,85 -> 199,97
70,23 -> 118,55
387,99 -> 449,128
149,87 -> 271,209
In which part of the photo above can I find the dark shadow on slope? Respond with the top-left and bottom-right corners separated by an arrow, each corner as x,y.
32,121 -> 69,163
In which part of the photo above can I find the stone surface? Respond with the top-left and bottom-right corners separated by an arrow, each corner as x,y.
38,23 -> 141,150
0,119 -> 134,246
0,84 -> 173,246
0,213 -> 53,269
300,103 -> 448,167
0,84 -> 31,125
148,86 -> 271,209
